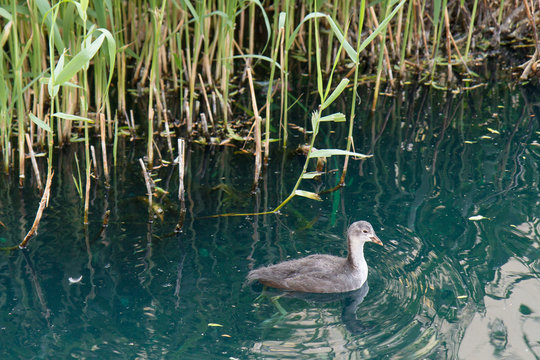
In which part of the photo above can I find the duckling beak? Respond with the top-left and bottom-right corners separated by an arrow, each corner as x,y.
370,235 -> 383,246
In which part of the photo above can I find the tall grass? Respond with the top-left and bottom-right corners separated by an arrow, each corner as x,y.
0,0 -> 536,200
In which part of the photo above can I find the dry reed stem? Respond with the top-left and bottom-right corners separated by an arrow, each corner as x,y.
25,133 -> 42,192
198,73 -> 215,130
177,138 -> 185,202
396,4 -> 403,50
246,66 -> 262,186
446,23 -> 472,74
444,7 -> 454,83
84,171 -> 91,224
19,171 -> 54,248
369,7 -> 394,84
91,145 -> 98,178
129,110 -> 136,140
164,118 -> 173,160
174,137 -> 186,228
188,35 -> 204,133
100,114 -> 109,183
147,107 -> 154,168
139,158 -> 153,207
18,131 -> 25,188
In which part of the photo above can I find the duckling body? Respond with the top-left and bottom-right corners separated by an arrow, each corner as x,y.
247,221 -> 382,293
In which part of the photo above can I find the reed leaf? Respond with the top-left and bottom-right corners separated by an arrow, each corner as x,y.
54,33 -> 105,86
0,7 -> 12,20
294,190 -> 322,201
287,12 -> 357,63
302,171 -> 325,179
52,112 -> 93,122
321,79 -> 349,110
357,0 -> 406,55
29,113 -> 51,132
309,149 -> 372,159
319,113 -> 346,122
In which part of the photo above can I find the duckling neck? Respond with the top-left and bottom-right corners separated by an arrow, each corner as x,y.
347,237 -> 367,274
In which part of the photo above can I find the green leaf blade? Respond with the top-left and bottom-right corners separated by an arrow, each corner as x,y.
309,149 -> 372,159
54,34 -> 106,86
29,113 -> 51,132
294,190 -> 322,201
302,171 -> 324,179
321,78 -> 350,110
53,112 -> 94,123
319,113 -> 346,122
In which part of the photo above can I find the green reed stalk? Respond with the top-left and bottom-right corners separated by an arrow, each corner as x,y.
46,3 -> 61,178
186,0 -> 202,134
372,1 -> 391,111
9,0 -> 26,186
307,1 -> 313,75
325,3 -> 338,73
464,0 -> 478,59
340,0 -> 366,185
399,0 -> 414,74
265,13 -> 284,164
28,0 -> 44,142
81,45 -> 91,224
113,113 -> 118,167
175,31 -> 185,112
497,0 -> 505,25
147,0 -> 167,169
220,0 -> 239,137
429,0 -> 447,84
281,0 -> 295,148
0,12 -> 10,173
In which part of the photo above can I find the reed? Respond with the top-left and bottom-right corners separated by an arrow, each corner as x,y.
0,0 -> 535,203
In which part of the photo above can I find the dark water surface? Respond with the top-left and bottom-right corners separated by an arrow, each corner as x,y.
1,84 -> 539,359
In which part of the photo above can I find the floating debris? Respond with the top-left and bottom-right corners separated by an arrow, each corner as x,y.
468,215 -> 489,221
487,128 -> 500,134
68,275 -> 83,284
208,323 -> 223,327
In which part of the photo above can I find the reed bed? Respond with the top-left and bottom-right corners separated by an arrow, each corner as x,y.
0,0 -> 538,225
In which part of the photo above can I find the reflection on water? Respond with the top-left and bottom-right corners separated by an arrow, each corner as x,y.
0,84 -> 539,358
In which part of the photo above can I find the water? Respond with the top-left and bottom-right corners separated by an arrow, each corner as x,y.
0,84 -> 539,359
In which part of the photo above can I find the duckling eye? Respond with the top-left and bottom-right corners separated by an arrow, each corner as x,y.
362,229 -> 368,233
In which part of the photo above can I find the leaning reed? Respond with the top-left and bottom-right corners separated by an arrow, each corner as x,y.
0,0 -> 537,182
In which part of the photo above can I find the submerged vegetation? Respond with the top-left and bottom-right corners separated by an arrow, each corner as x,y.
0,0 -> 538,235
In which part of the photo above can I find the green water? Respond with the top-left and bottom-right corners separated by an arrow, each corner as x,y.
1,84 -> 539,359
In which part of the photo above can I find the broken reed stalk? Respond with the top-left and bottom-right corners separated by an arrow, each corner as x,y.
176,138 -> 186,232
198,73 -> 215,131
177,138 -> 185,202
100,114 -> 109,184
19,171 -> 54,249
164,118 -> 174,161
139,158 -> 153,209
25,133 -> 43,192
84,171 -> 91,225
91,145 -> 98,178
246,66 -> 262,187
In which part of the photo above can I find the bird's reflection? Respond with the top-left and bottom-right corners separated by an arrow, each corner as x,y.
252,282 -> 370,334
